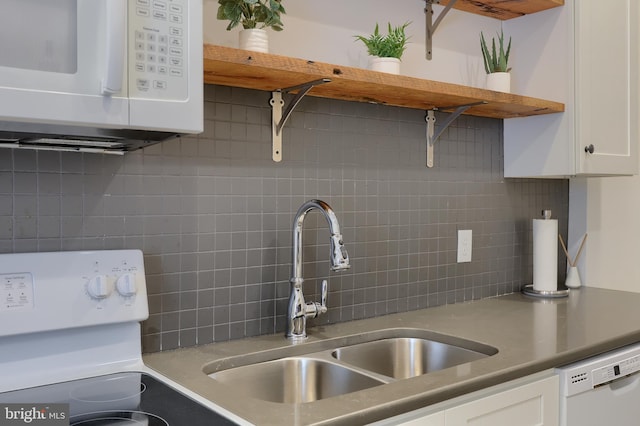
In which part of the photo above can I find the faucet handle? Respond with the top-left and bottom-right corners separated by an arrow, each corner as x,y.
304,280 -> 329,319
321,279 -> 328,310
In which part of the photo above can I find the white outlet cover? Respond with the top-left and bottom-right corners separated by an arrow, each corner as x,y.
457,229 -> 472,263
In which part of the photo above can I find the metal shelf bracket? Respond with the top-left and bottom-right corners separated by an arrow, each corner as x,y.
270,78 -> 331,162
426,101 -> 488,168
425,0 -> 459,60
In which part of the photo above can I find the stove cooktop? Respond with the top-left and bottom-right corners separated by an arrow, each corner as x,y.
0,372 -> 237,426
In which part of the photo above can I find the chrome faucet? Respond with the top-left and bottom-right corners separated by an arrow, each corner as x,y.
286,199 -> 350,340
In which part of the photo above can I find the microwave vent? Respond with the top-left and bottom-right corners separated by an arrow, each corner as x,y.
0,121 -> 181,154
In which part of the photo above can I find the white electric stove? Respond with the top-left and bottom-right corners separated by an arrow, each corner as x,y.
0,250 -> 247,426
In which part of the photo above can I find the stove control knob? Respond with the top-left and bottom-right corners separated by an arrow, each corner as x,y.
86,275 -> 112,300
116,273 -> 137,297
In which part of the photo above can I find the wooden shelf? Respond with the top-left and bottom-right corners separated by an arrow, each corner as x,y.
439,0 -> 564,20
204,45 -> 564,120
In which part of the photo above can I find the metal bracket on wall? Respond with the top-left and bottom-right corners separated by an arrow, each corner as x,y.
270,78 -> 331,162
425,101 -> 488,168
424,0 -> 459,60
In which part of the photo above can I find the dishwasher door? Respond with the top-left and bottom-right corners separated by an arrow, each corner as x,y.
557,342 -> 640,426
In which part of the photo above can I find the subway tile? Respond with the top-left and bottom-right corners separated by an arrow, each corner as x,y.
180,291 -> 197,310
214,324 -> 230,342
142,333 -> 161,353
160,331 -> 179,351
0,154 -> 12,172
179,328 -> 197,348
161,293 -> 180,312
37,216 -> 60,238
14,216 -> 37,239
196,326 -> 214,345
0,86 -> 569,352
13,151 -> 37,172
161,312 -> 180,331
14,172 -> 37,194
0,172 -> 13,193
0,216 -> 11,239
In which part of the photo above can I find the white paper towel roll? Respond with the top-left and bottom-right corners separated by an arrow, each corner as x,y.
533,217 -> 558,292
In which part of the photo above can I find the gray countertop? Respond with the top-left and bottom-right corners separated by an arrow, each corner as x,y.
144,287 -> 640,425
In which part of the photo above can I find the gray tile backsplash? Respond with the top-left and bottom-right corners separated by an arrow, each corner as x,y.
0,85 -> 568,352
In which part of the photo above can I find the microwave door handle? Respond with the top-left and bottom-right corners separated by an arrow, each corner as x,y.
101,0 -> 127,95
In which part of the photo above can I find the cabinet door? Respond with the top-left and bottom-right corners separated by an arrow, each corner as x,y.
503,0 -> 639,177
395,411 -> 445,426
370,409 -> 445,426
574,0 -> 639,175
443,375 -> 559,426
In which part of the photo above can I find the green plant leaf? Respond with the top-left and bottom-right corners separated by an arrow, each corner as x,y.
491,38 -> 497,71
217,0 -> 286,31
480,32 -> 491,74
479,29 -> 512,73
354,22 -> 411,59
504,36 -> 511,70
269,0 -> 285,13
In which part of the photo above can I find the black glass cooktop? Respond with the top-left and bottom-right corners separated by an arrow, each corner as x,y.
0,372 -> 238,426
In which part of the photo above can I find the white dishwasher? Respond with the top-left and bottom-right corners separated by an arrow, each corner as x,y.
557,342 -> 640,426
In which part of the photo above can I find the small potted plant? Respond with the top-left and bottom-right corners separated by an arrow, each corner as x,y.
217,0 -> 286,53
355,22 -> 411,75
480,30 -> 512,92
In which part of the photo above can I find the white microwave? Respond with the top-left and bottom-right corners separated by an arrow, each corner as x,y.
0,0 -> 202,154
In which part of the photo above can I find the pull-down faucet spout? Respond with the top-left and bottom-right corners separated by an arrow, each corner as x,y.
286,200 -> 350,339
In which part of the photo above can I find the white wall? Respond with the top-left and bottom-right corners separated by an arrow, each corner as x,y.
203,0 -> 502,88
569,175 -> 640,292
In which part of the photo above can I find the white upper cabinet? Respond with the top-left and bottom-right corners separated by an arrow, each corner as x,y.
503,0 -> 639,177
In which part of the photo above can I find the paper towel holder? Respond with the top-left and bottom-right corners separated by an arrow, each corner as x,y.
522,209 -> 570,298
522,284 -> 569,298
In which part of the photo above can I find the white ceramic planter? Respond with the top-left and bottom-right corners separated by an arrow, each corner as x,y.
239,29 -> 269,53
369,57 -> 400,75
565,266 -> 582,289
486,72 -> 511,93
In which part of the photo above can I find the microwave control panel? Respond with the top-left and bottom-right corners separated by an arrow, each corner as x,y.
129,0 -> 189,100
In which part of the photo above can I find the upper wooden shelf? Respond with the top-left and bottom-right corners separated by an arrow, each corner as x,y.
439,0 -> 564,20
204,45 -> 564,120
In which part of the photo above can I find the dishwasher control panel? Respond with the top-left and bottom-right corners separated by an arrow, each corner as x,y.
558,342 -> 640,397
592,353 -> 640,387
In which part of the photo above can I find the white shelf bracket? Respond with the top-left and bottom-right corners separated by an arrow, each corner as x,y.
426,101 -> 488,168
424,0 -> 459,60
270,78 -> 331,162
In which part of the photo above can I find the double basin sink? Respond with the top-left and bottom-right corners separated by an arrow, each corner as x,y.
205,328 -> 498,404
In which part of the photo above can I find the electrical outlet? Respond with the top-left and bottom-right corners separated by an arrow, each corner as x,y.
457,230 -> 472,263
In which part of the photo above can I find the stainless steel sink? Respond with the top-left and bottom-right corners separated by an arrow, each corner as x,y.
205,328 -> 498,404
209,357 -> 384,404
332,337 -> 497,379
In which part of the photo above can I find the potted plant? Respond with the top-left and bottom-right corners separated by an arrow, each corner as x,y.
480,30 -> 512,92
355,22 -> 411,75
217,0 -> 286,53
